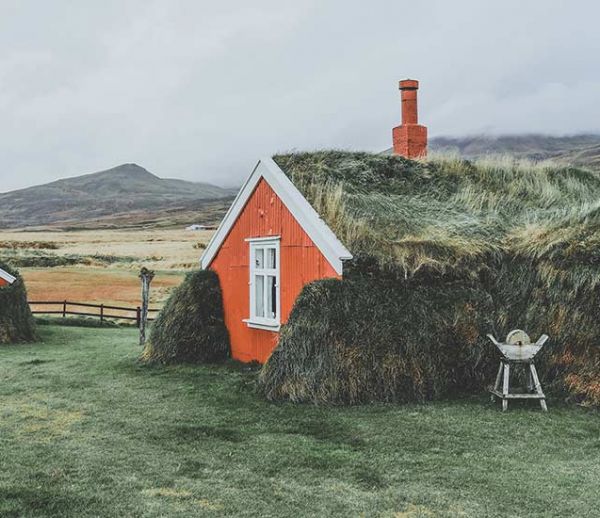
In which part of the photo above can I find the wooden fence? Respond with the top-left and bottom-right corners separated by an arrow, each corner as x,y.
29,300 -> 160,327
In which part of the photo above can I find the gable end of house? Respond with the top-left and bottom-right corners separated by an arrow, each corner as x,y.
200,157 -> 352,276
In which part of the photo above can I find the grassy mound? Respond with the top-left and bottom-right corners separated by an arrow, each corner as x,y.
141,270 -> 229,363
0,262 -> 37,344
260,276 -> 493,404
259,151 -> 600,406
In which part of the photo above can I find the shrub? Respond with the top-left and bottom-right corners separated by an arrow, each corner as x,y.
141,270 -> 230,363
0,262 -> 37,344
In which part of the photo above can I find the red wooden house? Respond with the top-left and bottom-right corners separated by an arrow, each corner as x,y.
201,79 -> 427,363
0,268 -> 16,288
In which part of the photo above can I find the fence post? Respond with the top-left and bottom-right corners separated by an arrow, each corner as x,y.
138,268 -> 155,346
136,306 -> 141,328
63,300 -> 67,318
100,304 -> 104,326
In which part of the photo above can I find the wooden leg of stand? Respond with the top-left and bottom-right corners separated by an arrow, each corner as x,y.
530,363 -> 547,412
491,362 -> 503,402
526,367 -> 534,392
502,362 -> 510,412
494,362 -> 503,391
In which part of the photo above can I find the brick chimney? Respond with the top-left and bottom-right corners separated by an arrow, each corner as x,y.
392,79 -> 427,159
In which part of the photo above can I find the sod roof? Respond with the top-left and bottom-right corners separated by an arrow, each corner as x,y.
273,151 -> 600,277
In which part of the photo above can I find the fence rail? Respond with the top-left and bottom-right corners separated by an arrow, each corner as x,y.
29,300 -> 160,327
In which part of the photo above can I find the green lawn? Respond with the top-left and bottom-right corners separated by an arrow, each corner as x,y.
0,326 -> 599,517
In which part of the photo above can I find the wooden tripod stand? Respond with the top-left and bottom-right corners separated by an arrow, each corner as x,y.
487,331 -> 549,412
490,359 -> 547,412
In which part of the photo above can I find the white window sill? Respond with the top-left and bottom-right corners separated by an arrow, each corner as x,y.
243,319 -> 281,332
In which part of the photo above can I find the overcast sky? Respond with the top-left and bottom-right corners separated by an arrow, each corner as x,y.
1,0 -> 599,192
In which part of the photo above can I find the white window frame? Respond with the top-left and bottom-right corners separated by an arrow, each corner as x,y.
243,236 -> 281,331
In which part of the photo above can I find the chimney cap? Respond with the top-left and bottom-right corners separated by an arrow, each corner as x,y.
399,79 -> 419,90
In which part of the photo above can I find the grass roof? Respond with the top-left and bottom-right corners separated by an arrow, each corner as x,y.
262,152 -> 600,406
273,151 -> 600,277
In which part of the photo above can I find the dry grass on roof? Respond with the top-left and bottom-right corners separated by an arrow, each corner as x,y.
274,150 -> 600,276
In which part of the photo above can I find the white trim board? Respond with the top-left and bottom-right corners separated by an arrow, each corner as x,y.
0,268 -> 16,284
244,235 -> 281,243
200,156 -> 352,275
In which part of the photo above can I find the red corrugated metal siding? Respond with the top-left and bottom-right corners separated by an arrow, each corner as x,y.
0,278 -> 7,287
210,178 -> 339,363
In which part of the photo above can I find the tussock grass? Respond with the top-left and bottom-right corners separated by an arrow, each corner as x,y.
261,151 -> 600,405
141,270 -> 230,364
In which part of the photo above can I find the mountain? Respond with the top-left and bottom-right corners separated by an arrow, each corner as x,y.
0,163 -> 237,229
429,134 -> 600,169
5,135 -> 600,229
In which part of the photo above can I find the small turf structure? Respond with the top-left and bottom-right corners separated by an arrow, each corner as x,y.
258,151 -> 600,406
142,269 -> 229,364
0,261 -> 37,344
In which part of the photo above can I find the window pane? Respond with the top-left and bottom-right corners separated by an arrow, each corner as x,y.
255,275 -> 264,317
267,248 -> 276,269
267,275 -> 277,319
255,249 -> 264,269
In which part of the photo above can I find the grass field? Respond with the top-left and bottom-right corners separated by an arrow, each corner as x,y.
0,325 -> 598,517
0,229 -> 215,309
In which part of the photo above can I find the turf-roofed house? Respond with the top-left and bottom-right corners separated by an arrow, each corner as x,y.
201,79 -> 600,406
201,80 -> 426,363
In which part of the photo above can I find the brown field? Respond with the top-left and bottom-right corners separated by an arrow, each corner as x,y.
0,228 -> 216,312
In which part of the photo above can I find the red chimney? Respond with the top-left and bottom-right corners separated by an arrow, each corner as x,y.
392,79 -> 427,159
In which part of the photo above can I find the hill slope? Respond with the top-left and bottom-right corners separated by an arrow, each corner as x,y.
430,134 -> 600,169
0,164 -> 236,229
